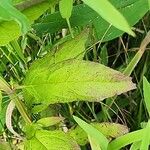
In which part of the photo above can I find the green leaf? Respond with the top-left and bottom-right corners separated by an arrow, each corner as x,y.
68,125 -> 88,146
59,0 -> 74,37
0,76 -> 11,94
24,30 -> 88,74
0,91 -> 2,112
0,0 -> 50,46
143,76 -> 150,116
24,129 -> 80,150
69,122 -> 129,146
37,117 -> 64,127
148,0 -> 150,9
140,120 -> 150,150
100,44 -> 108,65
73,116 -> 109,150
82,0 -> 134,35
23,59 -> 136,105
59,0 -> 73,19
34,0 -> 149,41
0,104 -> 7,134
107,129 -> 147,150
0,0 -> 30,34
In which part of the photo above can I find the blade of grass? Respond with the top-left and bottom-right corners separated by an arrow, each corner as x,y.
73,115 -> 109,150
82,0 -> 135,36
140,120 -> 150,150
0,76 -> 31,124
143,76 -> 150,115
108,129 -> 145,150
124,31 -> 150,76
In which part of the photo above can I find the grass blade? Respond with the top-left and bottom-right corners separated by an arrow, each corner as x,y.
143,77 -> 150,115
73,116 -> 109,150
82,0 -> 134,36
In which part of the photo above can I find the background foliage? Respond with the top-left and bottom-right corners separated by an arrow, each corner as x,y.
0,0 -> 150,150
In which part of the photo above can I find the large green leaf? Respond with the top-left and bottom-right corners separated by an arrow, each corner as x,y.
34,0 -> 149,41
24,129 -> 80,150
0,0 -> 50,46
23,59 -> 135,105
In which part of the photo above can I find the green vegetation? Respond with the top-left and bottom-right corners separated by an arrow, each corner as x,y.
0,0 -> 150,149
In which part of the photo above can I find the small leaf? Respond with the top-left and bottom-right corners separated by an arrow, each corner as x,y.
143,76 -> 150,116
73,116 -> 109,150
24,129 -> 80,150
100,44 -> 108,65
37,117 -> 64,127
59,0 -> 73,19
59,0 -> 74,37
23,59 -> 136,105
82,0 -> 135,36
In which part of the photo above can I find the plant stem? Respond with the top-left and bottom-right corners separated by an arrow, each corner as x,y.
66,18 -> 74,38
0,76 -> 31,124
9,93 -> 32,124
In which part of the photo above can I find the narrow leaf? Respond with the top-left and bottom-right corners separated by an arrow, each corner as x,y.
100,44 -> 108,65
143,77 -> 150,115
82,0 -> 134,36
140,120 -> 150,150
0,76 -> 11,94
0,91 -> 2,112
108,129 -> 145,150
73,116 -> 109,150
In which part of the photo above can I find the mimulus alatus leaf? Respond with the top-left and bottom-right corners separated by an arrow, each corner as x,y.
23,59 -> 136,105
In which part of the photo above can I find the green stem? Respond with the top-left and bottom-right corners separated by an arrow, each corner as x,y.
66,18 -> 74,38
0,76 -> 31,124
123,50 -> 143,76
9,93 -> 31,124
10,40 -> 26,65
